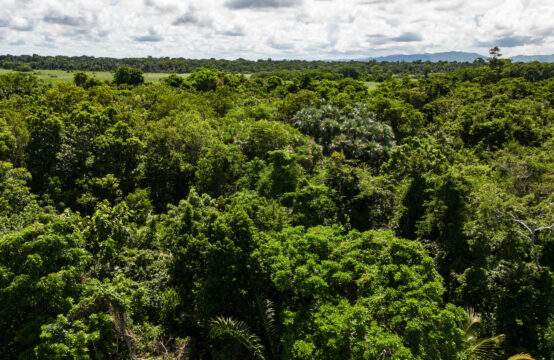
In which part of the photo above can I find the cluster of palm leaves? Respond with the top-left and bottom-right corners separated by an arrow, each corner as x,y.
460,308 -> 505,360
293,103 -> 395,165
458,308 -> 534,360
209,317 -> 266,360
209,299 -> 277,360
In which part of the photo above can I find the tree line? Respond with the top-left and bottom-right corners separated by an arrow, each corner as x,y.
1,54 -> 488,79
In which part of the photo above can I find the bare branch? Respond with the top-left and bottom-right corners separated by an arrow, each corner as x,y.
510,215 -> 534,235
508,214 -> 551,271
516,231 -> 533,243
535,223 -> 554,232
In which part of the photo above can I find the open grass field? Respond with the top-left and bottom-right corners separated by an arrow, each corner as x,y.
0,69 -> 188,84
1,69 -> 377,89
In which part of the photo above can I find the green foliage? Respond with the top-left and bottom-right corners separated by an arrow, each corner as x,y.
0,53 -> 496,77
258,150 -> 302,198
25,111 -> 64,191
0,118 -> 16,161
196,142 -> 244,197
0,72 -> 39,99
370,96 -> 425,140
14,63 -> 33,72
262,226 -> 466,359
0,212 -> 89,358
459,309 -> 505,360
73,71 -> 104,89
293,103 -> 395,165
209,317 -> 266,360
0,61 -> 552,359
140,113 -> 215,209
73,71 -> 88,87
164,74 -> 185,88
93,121 -> 145,191
114,66 -> 144,86
275,89 -> 319,122
187,67 -> 220,92
238,119 -> 302,160
0,161 -> 33,217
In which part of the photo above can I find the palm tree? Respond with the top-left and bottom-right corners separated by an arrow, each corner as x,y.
460,308 -> 505,360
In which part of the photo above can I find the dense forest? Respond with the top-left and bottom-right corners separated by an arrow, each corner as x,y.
0,54 -> 552,360
0,53 -> 489,79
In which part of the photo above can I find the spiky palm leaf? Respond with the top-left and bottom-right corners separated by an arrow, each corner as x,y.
463,308 -> 482,339
461,308 -> 505,360
256,298 -> 278,360
260,299 -> 277,342
209,316 -> 266,360
465,334 -> 505,360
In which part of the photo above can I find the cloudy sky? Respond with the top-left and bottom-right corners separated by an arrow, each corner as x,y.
0,0 -> 552,59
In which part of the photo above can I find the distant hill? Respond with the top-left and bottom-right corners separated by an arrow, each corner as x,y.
368,52 -> 486,63
509,54 -> 554,63
365,52 -> 554,63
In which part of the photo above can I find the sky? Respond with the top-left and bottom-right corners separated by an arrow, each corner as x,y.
0,0 -> 552,60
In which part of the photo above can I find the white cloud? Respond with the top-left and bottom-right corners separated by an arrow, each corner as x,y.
0,0 -> 552,59
225,0 -> 300,10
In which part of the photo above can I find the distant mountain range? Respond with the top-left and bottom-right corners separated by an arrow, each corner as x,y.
509,54 -> 554,63
363,51 -> 554,63
368,51 -> 485,62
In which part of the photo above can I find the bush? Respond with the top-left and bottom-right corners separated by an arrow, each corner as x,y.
187,67 -> 219,92
14,64 -> 33,72
114,66 -> 144,86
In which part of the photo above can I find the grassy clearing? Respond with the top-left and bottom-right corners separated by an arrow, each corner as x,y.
0,69 -> 188,84
1,69 -> 380,90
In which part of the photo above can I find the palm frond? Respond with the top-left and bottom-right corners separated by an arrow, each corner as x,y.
251,297 -> 279,359
507,354 -> 535,360
461,308 -> 504,360
261,298 -> 277,341
209,316 -> 266,360
466,334 -> 505,359
463,307 -> 482,336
